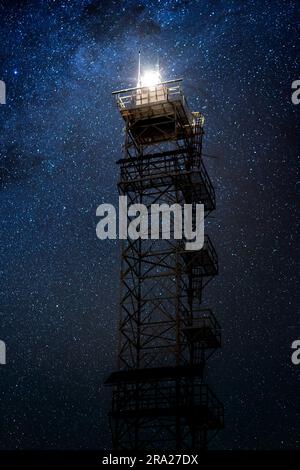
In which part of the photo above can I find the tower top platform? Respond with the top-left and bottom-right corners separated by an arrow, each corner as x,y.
113,79 -> 198,145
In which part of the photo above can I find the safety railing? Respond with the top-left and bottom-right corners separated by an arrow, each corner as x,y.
113,79 -> 185,110
118,152 -> 215,205
188,308 -> 221,333
203,235 -> 218,269
112,381 -> 224,427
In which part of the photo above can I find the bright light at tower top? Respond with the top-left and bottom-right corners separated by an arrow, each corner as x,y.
139,70 -> 162,88
137,51 -> 162,88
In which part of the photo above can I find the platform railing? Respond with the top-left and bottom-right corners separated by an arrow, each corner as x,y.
118,152 -> 215,204
188,308 -> 221,333
113,79 -> 185,110
112,381 -> 223,426
203,235 -> 218,268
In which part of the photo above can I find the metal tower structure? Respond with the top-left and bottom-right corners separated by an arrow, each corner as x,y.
106,75 -> 224,451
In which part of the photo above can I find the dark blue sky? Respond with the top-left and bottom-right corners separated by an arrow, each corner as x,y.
0,0 -> 299,450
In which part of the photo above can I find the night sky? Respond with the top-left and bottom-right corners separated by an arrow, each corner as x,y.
0,0 -> 299,450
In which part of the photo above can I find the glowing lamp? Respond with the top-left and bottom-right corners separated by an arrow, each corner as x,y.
140,70 -> 161,88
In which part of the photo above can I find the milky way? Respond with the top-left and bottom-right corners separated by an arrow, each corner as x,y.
0,0 -> 299,449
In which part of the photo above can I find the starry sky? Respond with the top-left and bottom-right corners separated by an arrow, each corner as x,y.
0,0 -> 299,450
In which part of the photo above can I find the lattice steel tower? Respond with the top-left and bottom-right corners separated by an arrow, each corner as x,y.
106,70 -> 224,451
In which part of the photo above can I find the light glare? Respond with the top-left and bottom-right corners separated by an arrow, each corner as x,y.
140,70 -> 161,88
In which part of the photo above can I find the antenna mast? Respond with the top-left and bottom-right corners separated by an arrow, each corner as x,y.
137,51 -> 141,87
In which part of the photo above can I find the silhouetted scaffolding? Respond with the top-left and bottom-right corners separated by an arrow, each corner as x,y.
106,79 -> 223,451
